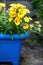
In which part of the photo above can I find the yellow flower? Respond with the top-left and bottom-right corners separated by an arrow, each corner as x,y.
16,4 -> 26,8
8,17 -> 13,22
14,20 -> 20,26
35,21 -> 40,24
14,16 -> 21,26
28,17 -> 32,20
18,9 -> 26,18
18,12 -> 24,18
0,3 -> 2,5
0,3 -> 6,7
15,16 -> 20,21
18,9 -> 30,18
20,20 -> 22,23
10,3 -> 26,9
1,3 -> 6,7
0,6 -> 2,10
18,13 -> 24,18
0,3 -> 6,10
22,9 -> 30,14
26,9 -> 30,13
9,7 -> 16,12
23,23 -> 29,29
18,8 -> 22,12
30,24 -> 34,28
9,7 -> 16,17
24,16 -> 30,22
37,28 -> 41,32
10,13 -> 16,17
9,3 -> 30,19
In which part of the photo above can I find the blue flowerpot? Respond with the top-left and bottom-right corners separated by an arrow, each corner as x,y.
0,32 -> 28,65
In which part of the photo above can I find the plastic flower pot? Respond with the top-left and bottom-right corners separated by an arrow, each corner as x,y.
0,32 -> 28,65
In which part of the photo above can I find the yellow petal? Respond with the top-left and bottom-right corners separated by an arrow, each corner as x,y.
8,17 -> 13,22
14,21 -> 20,26
23,23 -> 29,29
1,3 -> 6,7
28,17 -> 32,20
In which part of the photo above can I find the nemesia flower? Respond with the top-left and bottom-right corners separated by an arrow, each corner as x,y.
35,21 -> 40,24
37,28 -> 41,32
38,24 -> 42,27
30,24 -> 34,28
29,24 -> 34,31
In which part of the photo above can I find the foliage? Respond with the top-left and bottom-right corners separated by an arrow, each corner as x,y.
28,0 -> 43,45
26,32 -> 43,48
0,3 -> 41,36
32,0 -> 42,9
0,0 -> 3,2
32,0 -> 43,20
31,0 -> 43,34
31,0 -> 43,35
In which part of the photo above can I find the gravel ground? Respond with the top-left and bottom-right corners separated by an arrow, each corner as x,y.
20,46 -> 43,65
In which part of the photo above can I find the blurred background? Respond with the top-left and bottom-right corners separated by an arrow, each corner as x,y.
0,0 -> 43,65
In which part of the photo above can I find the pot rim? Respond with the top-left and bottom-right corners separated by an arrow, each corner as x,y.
0,32 -> 28,39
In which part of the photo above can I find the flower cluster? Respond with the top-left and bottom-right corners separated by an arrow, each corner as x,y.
35,21 -> 41,32
8,3 -> 32,29
0,3 -> 42,35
